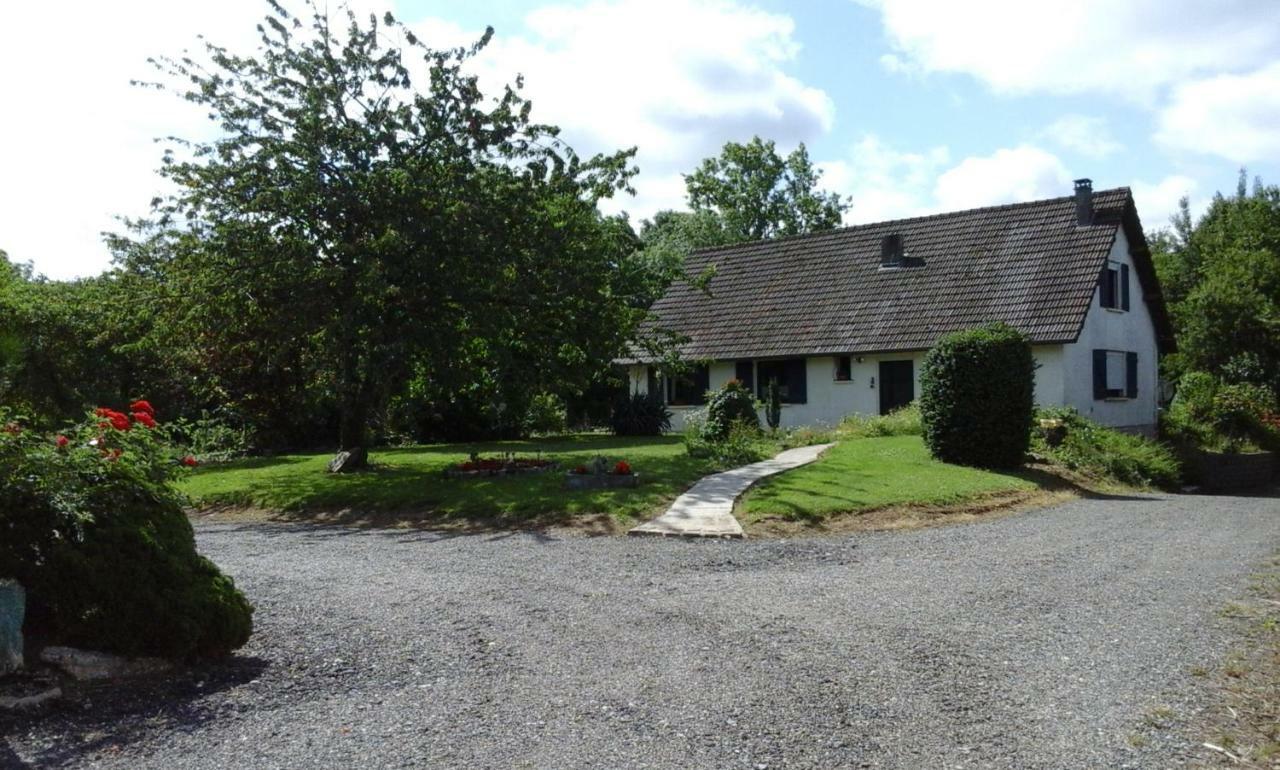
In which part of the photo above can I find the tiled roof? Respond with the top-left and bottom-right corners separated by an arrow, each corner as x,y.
630,187 -> 1175,362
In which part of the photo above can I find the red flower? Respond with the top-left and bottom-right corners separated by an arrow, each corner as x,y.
182,455 -> 199,467
132,411 -> 157,429
95,409 -> 132,431
129,400 -> 155,416
614,461 -> 631,475
573,464 -> 589,475
94,407 -> 111,417
55,435 -> 69,448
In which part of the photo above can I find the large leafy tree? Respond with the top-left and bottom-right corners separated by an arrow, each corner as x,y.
683,136 -> 848,241
1151,171 -> 1280,390
133,1 -> 638,457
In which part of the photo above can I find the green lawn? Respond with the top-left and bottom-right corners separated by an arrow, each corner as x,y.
739,435 -> 1036,523
180,434 -> 712,528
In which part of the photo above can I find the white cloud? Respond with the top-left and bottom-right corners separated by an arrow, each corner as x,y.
1131,175 -> 1198,231
934,145 -> 1071,211
860,0 -> 1280,98
427,0 -> 833,222
1041,115 -> 1122,159
1155,62 -> 1280,162
819,135 -> 949,224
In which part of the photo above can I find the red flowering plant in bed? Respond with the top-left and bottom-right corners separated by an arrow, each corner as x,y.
452,452 -> 554,475
612,460 -> 632,476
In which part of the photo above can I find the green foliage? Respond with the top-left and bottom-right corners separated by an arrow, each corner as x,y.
837,403 -> 923,438
919,324 -> 1035,469
1033,408 -> 1181,489
1151,172 -> 1280,391
524,393 -> 568,436
702,380 -> 759,440
765,378 -> 782,431
1210,383 -> 1277,444
0,407 -> 253,659
683,137 -> 849,241
683,420 -> 770,469
610,392 -> 671,436
167,410 -> 254,463
124,0 -> 642,453
1162,371 -> 1279,453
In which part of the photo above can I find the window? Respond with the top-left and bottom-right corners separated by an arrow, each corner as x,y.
1092,350 -> 1138,400
734,360 -> 754,391
1098,260 -> 1130,311
834,355 -> 852,382
665,364 -> 709,406
756,359 -> 808,404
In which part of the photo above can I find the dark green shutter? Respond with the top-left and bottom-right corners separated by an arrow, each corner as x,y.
646,367 -> 659,398
1125,352 -> 1138,398
1120,265 -> 1131,311
695,364 -> 710,405
1093,350 -> 1107,399
735,360 -> 754,391
1098,270 -> 1113,308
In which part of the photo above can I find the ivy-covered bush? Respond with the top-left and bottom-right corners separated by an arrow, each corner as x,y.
610,392 -> 671,436
919,323 -> 1035,468
0,403 -> 253,660
702,380 -> 759,440
1034,407 -> 1181,489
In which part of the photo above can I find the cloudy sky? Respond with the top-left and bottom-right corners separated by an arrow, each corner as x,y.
2,0 -> 1278,279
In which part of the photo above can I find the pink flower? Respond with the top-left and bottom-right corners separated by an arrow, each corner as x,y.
55,435 -> 69,448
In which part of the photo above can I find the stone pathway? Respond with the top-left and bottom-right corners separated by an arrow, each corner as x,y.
629,443 -> 835,539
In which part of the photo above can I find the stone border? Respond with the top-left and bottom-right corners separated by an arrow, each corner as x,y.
564,473 -> 639,490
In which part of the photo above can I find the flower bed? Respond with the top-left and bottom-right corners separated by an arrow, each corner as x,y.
564,457 -> 639,489
445,454 -> 557,479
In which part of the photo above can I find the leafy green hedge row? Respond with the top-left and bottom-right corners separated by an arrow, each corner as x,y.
920,324 -> 1035,469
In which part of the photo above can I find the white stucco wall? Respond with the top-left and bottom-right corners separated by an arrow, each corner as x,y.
1059,228 -> 1160,431
628,229 -> 1160,433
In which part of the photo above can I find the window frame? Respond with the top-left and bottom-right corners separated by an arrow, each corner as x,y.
665,364 -> 710,407
756,358 -> 808,404
834,355 -> 853,382
1099,260 -> 1130,312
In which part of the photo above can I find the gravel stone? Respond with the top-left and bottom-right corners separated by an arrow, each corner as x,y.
3,491 -> 1277,769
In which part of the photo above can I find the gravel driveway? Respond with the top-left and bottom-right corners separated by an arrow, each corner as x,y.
4,491 -> 1278,769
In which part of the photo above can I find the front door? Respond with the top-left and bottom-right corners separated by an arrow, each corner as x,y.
879,360 -> 914,415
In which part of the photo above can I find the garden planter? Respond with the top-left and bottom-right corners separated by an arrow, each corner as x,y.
0,580 -> 24,676
1188,449 -> 1277,493
564,473 -> 639,490
446,460 -> 557,479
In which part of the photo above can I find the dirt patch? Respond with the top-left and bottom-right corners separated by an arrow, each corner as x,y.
742,487 -> 1079,538
1185,551 -> 1280,767
190,503 -> 635,537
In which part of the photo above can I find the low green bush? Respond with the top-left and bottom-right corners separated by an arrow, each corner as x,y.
524,392 -> 568,436
920,323 -> 1036,468
167,409 -> 254,463
1034,407 -> 1181,489
702,380 -> 759,440
1163,371 -> 1279,453
837,403 -> 922,438
610,392 -> 672,436
0,404 -> 253,659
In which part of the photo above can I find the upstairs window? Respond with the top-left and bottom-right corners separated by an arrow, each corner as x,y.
666,364 -> 709,406
756,359 -> 808,404
1092,350 -> 1138,400
834,355 -> 853,382
1099,260 -> 1130,311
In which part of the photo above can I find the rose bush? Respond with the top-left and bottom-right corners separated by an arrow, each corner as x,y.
0,403 -> 253,660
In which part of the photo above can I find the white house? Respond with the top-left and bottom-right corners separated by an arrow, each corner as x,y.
622,180 -> 1175,435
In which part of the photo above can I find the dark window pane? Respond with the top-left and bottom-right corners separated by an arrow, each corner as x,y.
835,356 -> 852,381
756,358 -> 808,404
735,360 -> 754,391
667,364 -> 709,406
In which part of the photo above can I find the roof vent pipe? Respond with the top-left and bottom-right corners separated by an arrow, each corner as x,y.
1074,178 -> 1093,226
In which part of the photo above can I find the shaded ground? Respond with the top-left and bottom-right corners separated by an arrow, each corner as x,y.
5,492 -> 1278,769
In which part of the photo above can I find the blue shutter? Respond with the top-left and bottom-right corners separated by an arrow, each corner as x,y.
1093,350 -> 1107,399
1125,352 -> 1138,398
1120,265 -> 1131,311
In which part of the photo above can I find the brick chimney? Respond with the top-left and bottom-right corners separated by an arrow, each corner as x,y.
1074,178 -> 1093,226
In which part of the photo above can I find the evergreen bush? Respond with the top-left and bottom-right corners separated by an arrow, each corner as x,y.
919,323 -> 1035,468
0,404 -> 253,659
609,391 -> 671,436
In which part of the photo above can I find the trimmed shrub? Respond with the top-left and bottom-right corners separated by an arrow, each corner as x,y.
524,392 -> 567,436
919,323 -> 1035,468
702,380 -> 759,440
610,392 -> 671,436
684,421 -> 770,468
764,379 -> 782,431
1035,407 -> 1181,489
0,406 -> 253,660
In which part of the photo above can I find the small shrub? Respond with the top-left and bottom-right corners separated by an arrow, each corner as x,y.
524,393 -> 568,436
1034,407 -> 1181,489
705,423 -> 771,468
167,410 -> 253,463
702,380 -> 759,440
778,425 -> 836,449
0,405 -> 253,659
920,324 -> 1035,468
1210,382 -> 1276,441
837,403 -> 922,438
610,392 -> 671,436
1171,371 -> 1218,423
764,379 -> 782,431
